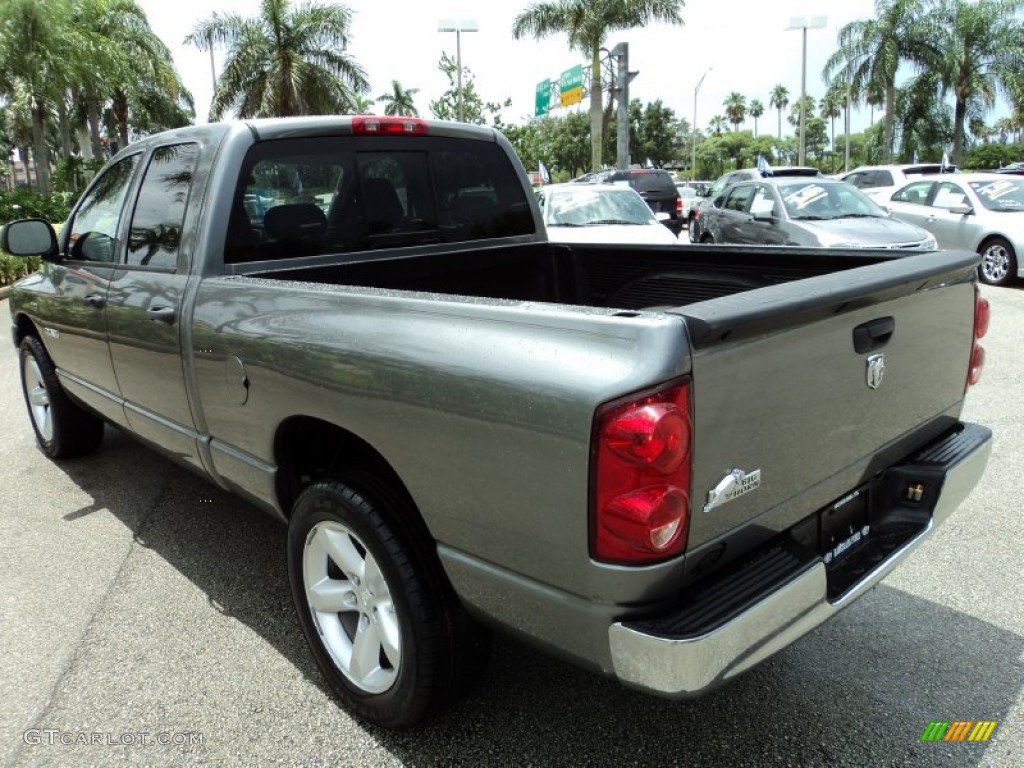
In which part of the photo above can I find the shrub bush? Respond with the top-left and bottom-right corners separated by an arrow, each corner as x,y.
0,251 -> 42,286
0,187 -> 73,223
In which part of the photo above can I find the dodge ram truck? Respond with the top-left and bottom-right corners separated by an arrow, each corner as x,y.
2,117 -> 992,728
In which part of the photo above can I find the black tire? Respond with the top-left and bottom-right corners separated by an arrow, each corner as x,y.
978,236 -> 1017,286
19,335 -> 104,459
287,476 -> 489,728
700,233 -> 715,244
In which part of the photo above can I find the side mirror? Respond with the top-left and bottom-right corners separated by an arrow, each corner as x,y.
752,211 -> 774,222
949,203 -> 973,215
0,219 -> 59,260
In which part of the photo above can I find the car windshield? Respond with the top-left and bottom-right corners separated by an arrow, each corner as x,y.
968,179 -> 1024,211
780,182 -> 885,220
545,186 -> 657,227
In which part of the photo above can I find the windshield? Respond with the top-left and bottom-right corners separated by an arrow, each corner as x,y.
544,186 -> 657,227
780,182 -> 885,220
968,179 -> 1024,211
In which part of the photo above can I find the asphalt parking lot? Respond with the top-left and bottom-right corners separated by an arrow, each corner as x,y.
1,286 -> 1022,768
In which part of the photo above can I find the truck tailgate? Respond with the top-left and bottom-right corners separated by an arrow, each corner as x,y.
677,250 -> 980,552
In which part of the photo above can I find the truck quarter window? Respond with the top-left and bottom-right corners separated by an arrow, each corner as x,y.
66,154 -> 140,263
127,143 -> 201,268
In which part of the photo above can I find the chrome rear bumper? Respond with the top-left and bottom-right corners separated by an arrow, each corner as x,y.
608,423 -> 992,697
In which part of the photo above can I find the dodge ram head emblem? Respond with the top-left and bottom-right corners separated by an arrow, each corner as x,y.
866,354 -> 885,389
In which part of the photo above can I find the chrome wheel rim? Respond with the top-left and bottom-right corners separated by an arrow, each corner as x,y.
23,357 -> 53,442
303,521 -> 401,693
981,243 -> 1010,283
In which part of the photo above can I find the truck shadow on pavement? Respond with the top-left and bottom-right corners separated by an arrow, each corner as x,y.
55,427 -> 1021,767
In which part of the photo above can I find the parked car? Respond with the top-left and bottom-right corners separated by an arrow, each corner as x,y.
674,183 -> 701,220
593,168 -> 683,235
688,166 -> 821,242
699,176 -> 937,249
840,164 -> 957,205
537,183 -> 681,245
994,162 -> 1024,175
885,172 -> 1024,285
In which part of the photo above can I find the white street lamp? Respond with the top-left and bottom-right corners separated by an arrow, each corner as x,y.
692,68 -> 711,179
438,19 -> 479,123
786,15 -> 827,166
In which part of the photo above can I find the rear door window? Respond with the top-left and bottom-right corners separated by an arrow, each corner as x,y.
891,181 -> 935,206
126,143 -> 200,269
724,185 -> 755,212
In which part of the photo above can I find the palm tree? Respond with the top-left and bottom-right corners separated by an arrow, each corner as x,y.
749,99 -> 765,138
377,80 -> 419,117
85,0 -> 193,148
186,0 -> 369,120
769,84 -> 789,140
824,0 -> 936,164
723,92 -> 746,131
820,89 -> 843,168
708,115 -> 729,135
930,0 -> 1024,163
512,0 -> 685,173
351,94 -> 375,114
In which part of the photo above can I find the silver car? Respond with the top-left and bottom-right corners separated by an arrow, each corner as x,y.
885,173 -> 1024,285
699,177 -> 937,250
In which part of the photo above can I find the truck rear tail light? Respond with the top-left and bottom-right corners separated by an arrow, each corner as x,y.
968,288 -> 989,388
591,379 -> 693,564
352,116 -> 428,135
675,198 -> 683,214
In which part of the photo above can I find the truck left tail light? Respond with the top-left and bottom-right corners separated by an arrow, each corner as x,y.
968,288 -> 990,388
591,379 -> 693,564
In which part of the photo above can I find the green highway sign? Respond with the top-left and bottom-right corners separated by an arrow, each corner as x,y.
535,79 -> 551,117
560,65 -> 583,107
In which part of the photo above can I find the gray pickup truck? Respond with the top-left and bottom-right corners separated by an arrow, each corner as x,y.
2,117 -> 993,729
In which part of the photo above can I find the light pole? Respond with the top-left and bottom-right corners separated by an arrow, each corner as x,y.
691,68 -> 711,180
786,16 -> 826,166
438,19 -> 479,122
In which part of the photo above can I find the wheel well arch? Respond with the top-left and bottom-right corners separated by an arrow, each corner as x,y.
273,416 -> 418,521
12,312 -> 38,345
977,233 -> 1015,255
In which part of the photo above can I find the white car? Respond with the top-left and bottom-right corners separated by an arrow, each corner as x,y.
536,183 -> 682,245
885,173 -> 1024,285
840,164 -> 957,205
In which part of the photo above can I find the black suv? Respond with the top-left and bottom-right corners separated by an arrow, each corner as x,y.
595,169 -> 682,235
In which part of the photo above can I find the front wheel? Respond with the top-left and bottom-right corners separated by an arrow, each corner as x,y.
287,478 -> 488,728
978,237 -> 1017,286
19,336 -> 104,458
687,216 -> 697,242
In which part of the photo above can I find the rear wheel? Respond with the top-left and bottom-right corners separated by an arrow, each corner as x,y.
19,335 -> 104,458
700,233 -> 715,244
687,216 -> 697,242
978,237 -> 1017,286
287,477 -> 489,728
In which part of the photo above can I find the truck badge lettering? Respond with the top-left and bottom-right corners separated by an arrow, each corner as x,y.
866,354 -> 885,389
703,468 -> 761,513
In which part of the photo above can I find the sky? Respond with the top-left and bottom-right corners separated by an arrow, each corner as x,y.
138,0 -> 890,136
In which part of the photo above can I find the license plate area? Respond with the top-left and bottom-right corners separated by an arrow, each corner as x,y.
820,489 -> 870,566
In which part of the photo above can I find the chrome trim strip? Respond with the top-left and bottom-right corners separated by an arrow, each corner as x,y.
608,428 -> 992,698
56,368 -> 124,406
209,438 -> 277,474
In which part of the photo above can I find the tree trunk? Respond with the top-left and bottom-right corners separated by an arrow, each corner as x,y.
952,98 -> 967,164
19,145 -> 33,188
86,98 -> 103,159
883,84 -> 896,164
30,98 -> 50,196
113,89 -> 130,149
589,46 -> 602,172
57,99 -> 73,161
777,108 -> 782,141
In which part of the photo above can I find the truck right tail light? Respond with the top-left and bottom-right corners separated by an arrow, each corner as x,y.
591,379 -> 693,564
968,288 -> 990,388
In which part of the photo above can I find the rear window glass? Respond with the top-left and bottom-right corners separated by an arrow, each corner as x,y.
225,136 -> 534,263
614,172 -> 676,195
